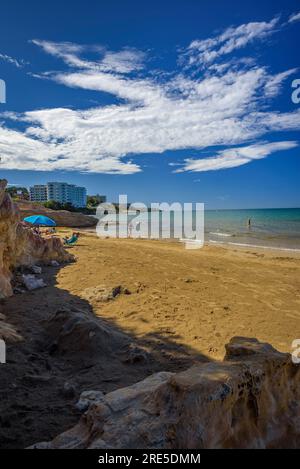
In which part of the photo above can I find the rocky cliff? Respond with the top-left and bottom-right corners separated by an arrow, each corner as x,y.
17,200 -> 97,228
31,337 -> 300,449
0,179 -> 74,298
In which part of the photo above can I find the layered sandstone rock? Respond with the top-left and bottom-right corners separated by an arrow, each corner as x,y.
0,179 -> 74,298
0,313 -> 22,342
17,200 -> 97,228
31,337 -> 300,449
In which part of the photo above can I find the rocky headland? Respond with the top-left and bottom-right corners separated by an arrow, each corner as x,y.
16,199 -> 97,228
0,180 -> 74,300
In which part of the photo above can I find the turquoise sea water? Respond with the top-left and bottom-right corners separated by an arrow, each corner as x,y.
97,208 -> 300,251
205,208 -> 300,250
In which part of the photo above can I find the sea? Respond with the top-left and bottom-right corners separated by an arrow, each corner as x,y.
95,207 -> 300,252
204,208 -> 300,251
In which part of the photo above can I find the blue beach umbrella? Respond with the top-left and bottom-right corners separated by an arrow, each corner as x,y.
23,215 -> 56,227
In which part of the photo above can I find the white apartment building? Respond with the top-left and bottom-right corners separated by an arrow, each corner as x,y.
29,182 -> 87,208
29,184 -> 48,203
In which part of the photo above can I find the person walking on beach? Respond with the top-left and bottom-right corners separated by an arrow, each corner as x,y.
247,218 -> 251,229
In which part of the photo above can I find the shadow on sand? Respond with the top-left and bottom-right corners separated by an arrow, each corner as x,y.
0,262 -> 211,449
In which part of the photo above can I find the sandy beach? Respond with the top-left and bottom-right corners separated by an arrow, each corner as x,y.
1,228 -> 300,448
57,230 -> 300,360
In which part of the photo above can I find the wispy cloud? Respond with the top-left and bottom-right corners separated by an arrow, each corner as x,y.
31,40 -> 146,73
184,16 -> 279,67
175,141 -> 298,172
0,53 -> 25,68
264,68 -> 298,97
288,11 -> 300,24
0,14 -> 299,174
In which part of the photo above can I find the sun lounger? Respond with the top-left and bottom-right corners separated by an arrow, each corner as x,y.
63,235 -> 78,246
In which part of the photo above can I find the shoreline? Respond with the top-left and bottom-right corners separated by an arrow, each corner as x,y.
75,227 -> 300,258
208,239 -> 300,255
86,206 -> 300,253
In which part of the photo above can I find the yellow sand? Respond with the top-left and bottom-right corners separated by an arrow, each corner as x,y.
56,230 -> 300,360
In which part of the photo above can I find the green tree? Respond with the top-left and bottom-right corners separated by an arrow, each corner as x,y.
87,195 -> 106,207
6,186 -> 29,200
43,200 -> 64,210
43,200 -> 78,212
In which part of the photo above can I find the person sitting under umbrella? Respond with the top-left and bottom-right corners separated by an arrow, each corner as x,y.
23,215 -> 56,237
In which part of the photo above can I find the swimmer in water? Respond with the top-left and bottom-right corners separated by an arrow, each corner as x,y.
247,218 -> 251,228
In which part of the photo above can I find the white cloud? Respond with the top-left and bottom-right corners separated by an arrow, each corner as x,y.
0,53 -> 25,68
176,141 -> 298,172
0,15 -> 299,174
31,40 -> 145,73
186,17 -> 279,67
288,12 -> 300,23
99,49 -> 146,74
264,68 -> 298,97
54,71 -> 164,105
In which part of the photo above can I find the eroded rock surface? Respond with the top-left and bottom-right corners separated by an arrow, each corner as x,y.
44,306 -> 130,360
81,284 -> 130,303
17,200 -> 97,228
31,337 -> 300,449
0,179 -> 74,299
0,313 -> 22,342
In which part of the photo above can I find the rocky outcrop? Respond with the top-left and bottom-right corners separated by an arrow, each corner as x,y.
31,337 -> 300,449
0,313 -> 22,342
17,200 -> 97,228
0,180 -> 74,298
44,306 -> 130,360
81,284 -> 131,303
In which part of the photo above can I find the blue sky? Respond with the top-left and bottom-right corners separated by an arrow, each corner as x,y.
0,0 -> 299,208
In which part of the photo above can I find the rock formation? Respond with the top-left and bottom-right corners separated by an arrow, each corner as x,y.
81,284 -> 131,303
0,179 -> 74,298
31,337 -> 300,449
17,200 -> 97,228
0,312 -> 22,342
44,306 -> 130,361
